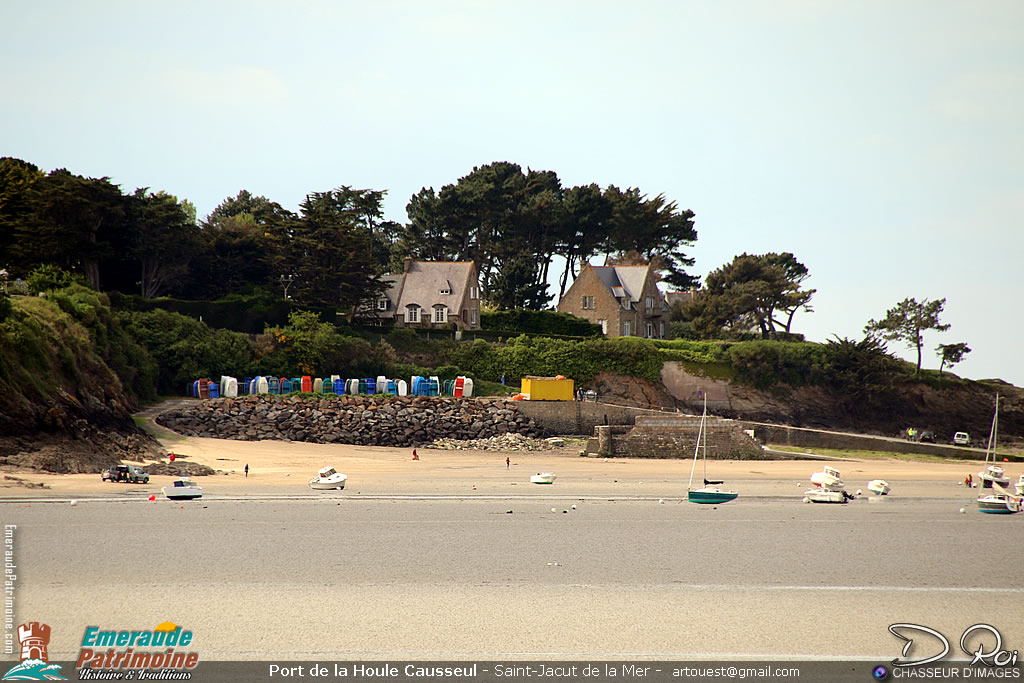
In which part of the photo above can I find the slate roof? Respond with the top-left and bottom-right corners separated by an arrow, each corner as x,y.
592,265 -> 653,307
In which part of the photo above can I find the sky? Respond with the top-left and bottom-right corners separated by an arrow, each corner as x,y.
3,0 -> 1022,386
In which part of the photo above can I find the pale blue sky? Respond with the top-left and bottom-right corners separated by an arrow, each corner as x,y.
3,1 -> 1022,386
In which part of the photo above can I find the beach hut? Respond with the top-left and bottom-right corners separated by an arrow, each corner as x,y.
463,377 -> 473,397
256,376 -> 269,394
331,374 -> 340,386
454,377 -> 465,398
208,382 -> 220,399
397,379 -> 408,396
428,376 -> 440,397
344,379 -> 356,395
333,378 -> 344,395
313,377 -> 323,394
443,379 -> 455,396
280,378 -> 292,394
365,378 -> 376,395
376,376 -> 387,393
384,379 -> 397,395
224,376 -> 238,397
320,378 -> 333,394
241,377 -> 252,395
268,377 -> 280,395
188,381 -> 196,398
301,376 -> 312,393
411,376 -> 426,396
290,377 -> 301,394
198,379 -> 210,399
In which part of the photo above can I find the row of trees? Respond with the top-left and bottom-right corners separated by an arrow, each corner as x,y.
1,158 -> 699,313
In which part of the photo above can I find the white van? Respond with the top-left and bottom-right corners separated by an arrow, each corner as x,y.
953,432 -> 970,446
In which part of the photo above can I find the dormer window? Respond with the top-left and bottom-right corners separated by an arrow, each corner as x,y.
376,298 -> 389,311
439,280 -> 452,295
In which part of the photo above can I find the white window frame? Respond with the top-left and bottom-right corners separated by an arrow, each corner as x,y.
469,286 -> 479,299
646,322 -> 653,338
582,295 -> 595,310
376,298 -> 389,311
659,321 -> 665,338
623,321 -> 631,336
645,296 -> 654,310
470,308 -> 477,325
433,305 -> 447,323
598,319 -> 607,334
406,305 -> 420,323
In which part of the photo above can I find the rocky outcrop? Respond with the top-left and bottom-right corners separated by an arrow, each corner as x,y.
156,395 -> 544,446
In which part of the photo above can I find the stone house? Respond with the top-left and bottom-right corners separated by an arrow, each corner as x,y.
556,264 -> 669,338
369,258 -> 482,330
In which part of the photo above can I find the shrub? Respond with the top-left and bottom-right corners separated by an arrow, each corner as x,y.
482,309 -> 602,337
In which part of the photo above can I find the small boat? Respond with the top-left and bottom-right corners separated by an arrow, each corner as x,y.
530,472 -> 556,484
309,466 -> 347,490
810,466 -> 844,489
805,488 -> 851,504
687,393 -> 738,504
1015,475 -> 1024,497
163,477 -> 203,500
867,479 -> 891,496
977,490 -> 1023,515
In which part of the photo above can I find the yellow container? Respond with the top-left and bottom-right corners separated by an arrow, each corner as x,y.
520,376 -> 574,401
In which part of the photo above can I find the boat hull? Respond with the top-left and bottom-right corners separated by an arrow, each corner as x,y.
805,489 -> 848,504
867,480 -> 890,496
162,488 -> 202,500
309,479 -> 346,490
977,495 -> 1022,514
688,488 -> 738,504
530,473 -> 556,484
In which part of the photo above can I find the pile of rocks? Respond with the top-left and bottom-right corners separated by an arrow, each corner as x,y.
427,432 -> 550,452
156,395 -> 543,447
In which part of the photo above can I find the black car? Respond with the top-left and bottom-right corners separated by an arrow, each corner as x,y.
918,431 -> 936,443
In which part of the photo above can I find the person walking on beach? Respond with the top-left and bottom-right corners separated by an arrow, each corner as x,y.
244,464 -> 249,478
506,456 -> 510,469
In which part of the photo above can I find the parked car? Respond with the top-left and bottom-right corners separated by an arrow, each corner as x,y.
953,432 -> 971,446
918,431 -> 936,443
101,464 -> 149,484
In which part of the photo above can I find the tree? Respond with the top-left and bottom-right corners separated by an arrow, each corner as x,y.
685,253 -> 815,339
864,297 -> 950,375
275,187 -> 386,310
128,189 -> 200,298
936,342 -> 971,376
0,157 -> 45,272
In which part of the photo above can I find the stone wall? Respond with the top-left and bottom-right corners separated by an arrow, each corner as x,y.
587,414 -> 768,460
515,400 -> 671,434
156,395 -> 543,447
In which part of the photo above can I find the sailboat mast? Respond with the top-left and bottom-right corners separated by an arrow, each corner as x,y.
687,393 -> 706,490
986,393 -> 999,465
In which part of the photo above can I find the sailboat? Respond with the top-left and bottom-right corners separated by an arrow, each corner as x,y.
687,393 -> 738,504
976,393 -> 1022,515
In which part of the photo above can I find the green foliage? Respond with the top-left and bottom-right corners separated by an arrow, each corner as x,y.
937,342 -> 971,376
119,307 -> 255,395
726,341 -> 826,389
25,264 -> 79,293
481,309 -> 601,337
261,310 -> 389,378
819,336 -> 908,414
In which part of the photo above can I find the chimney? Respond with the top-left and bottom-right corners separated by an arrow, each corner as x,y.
403,256 -> 414,273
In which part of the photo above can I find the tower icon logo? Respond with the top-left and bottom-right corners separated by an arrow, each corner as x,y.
2,622 -> 65,680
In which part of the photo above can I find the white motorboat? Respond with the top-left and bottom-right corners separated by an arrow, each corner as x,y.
309,466 -> 348,490
977,490 -> 1023,515
163,477 -> 203,500
530,472 -> 556,484
810,466 -> 843,489
804,488 -> 851,504
1015,475 -> 1024,497
867,479 -> 891,496
979,464 -> 1010,488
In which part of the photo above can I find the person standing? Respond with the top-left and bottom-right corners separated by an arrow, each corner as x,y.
244,464 -> 249,478
506,456 -> 510,469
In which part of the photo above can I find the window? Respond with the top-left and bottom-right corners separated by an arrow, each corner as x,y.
440,281 -> 452,295
405,305 -> 420,323
623,321 -> 631,336
645,296 -> 654,310
659,321 -> 665,338
646,322 -> 653,338
470,309 -> 477,324
376,298 -> 389,311
582,295 -> 595,310
597,319 -> 607,334
433,305 -> 447,323
469,286 -> 479,299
